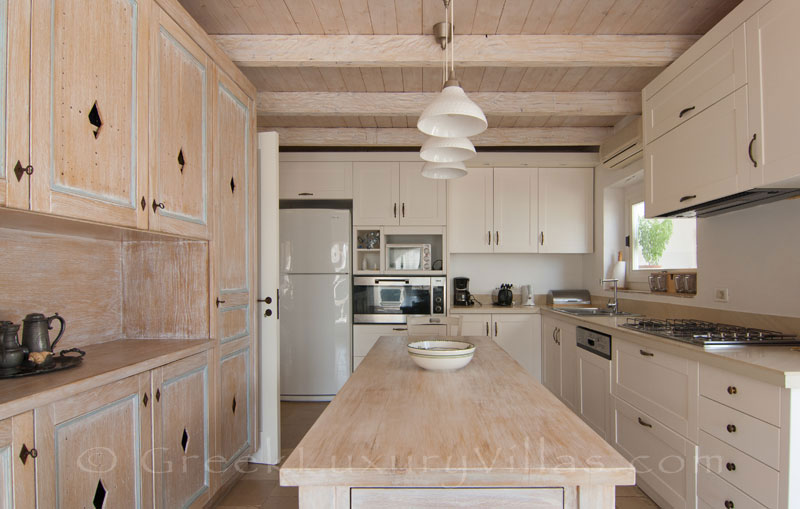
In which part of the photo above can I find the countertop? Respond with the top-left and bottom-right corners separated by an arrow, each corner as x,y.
0,338 -> 212,420
540,307 -> 800,389
280,335 -> 634,488
449,304 -> 540,314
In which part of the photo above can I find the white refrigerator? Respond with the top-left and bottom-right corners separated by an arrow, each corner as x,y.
279,209 -> 351,400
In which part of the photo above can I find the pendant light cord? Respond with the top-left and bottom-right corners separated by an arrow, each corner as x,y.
451,0 -> 455,77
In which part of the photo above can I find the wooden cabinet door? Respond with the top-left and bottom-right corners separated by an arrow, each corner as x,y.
542,317 -> 561,397
1,0 -> 31,210
538,167 -> 593,253
35,373 -> 153,509
0,412 -> 36,509
398,162 -> 446,226
459,313 -> 491,337
447,166 -> 493,253
493,314 -> 541,381
218,343 -> 253,484
152,352 -> 211,509
492,167 -> 539,253
746,0 -> 800,187
560,324 -> 578,411
353,162 -> 399,225
149,8 -> 211,238
28,0 -> 149,228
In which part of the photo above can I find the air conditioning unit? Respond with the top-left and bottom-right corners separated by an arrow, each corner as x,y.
600,117 -> 642,169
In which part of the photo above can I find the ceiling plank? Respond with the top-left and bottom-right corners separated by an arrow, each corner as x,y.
213,33 -> 699,67
266,126 -> 612,146
256,91 -> 641,116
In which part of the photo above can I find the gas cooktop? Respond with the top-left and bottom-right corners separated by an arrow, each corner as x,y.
621,318 -> 800,347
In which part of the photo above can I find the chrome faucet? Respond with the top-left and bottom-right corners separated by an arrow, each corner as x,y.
600,278 -> 619,314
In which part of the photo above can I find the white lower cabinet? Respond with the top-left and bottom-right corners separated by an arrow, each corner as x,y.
612,396 -> 697,509
353,324 -> 409,372
458,313 -> 491,337
541,316 -> 577,411
577,347 -> 612,441
493,314 -> 542,381
697,464 -> 767,509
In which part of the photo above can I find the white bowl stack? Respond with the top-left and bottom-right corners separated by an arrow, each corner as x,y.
406,340 -> 476,371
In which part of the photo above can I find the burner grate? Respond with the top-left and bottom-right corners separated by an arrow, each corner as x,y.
621,317 -> 799,346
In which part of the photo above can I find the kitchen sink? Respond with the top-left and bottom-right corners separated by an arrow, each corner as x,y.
554,307 -> 639,317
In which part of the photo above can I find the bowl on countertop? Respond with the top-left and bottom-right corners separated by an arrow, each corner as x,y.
407,339 -> 476,371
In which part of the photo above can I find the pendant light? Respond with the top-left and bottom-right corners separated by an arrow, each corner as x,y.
417,0 -> 487,139
421,161 -> 468,179
420,135 -> 475,162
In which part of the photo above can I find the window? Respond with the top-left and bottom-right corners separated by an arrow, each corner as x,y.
630,200 -> 697,271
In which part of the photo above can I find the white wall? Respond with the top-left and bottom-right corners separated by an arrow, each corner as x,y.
585,164 -> 800,318
450,253 -> 585,296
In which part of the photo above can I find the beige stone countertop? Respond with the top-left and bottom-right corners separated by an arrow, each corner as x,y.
0,338 -> 213,420
540,307 -> 800,389
281,335 -> 634,488
449,304 -> 540,314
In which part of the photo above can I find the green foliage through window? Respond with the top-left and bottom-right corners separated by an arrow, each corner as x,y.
637,218 -> 674,266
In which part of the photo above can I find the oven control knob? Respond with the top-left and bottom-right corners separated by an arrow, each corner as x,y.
435,296 -> 443,303
434,305 -> 443,313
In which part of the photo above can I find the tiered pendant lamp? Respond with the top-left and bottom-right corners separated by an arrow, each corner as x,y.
417,0 -> 486,178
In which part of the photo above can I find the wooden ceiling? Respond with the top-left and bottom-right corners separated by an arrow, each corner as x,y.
180,0 -> 743,147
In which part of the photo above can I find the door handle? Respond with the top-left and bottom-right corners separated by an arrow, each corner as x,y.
374,279 -> 410,284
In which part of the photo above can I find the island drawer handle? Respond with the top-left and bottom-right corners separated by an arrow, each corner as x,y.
679,194 -> 697,203
727,424 -> 737,433
724,501 -> 734,509
679,105 -> 696,118
392,327 -> 407,331
727,386 -> 737,395
639,349 -> 654,357
726,462 -> 736,471
638,417 -> 653,428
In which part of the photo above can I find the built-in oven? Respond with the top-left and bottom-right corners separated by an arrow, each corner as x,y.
353,276 -> 446,324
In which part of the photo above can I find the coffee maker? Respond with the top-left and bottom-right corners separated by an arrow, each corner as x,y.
453,277 -> 473,307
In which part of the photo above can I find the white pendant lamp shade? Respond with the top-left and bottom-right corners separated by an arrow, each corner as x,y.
417,81 -> 488,138
420,136 -> 476,163
421,161 -> 468,179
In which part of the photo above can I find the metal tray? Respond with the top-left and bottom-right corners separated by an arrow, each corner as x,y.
0,348 -> 85,379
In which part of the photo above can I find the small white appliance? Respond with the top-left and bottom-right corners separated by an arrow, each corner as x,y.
279,209 -> 351,401
521,284 -> 535,306
385,243 -> 431,271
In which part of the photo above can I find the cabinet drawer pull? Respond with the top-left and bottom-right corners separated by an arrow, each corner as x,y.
678,106 -> 696,118
748,133 -> 758,167
392,327 -> 407,331
639,349 -> 654,357
298,192 -> 313,196
679,194 -> 697,203
727,385 -> 737,395
724,501 -> 734,509
638,417 -> 653,428
726,424 -> 737,433
726,462 -> 736,471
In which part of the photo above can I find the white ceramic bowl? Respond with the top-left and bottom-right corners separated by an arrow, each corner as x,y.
407,339 -> 476,371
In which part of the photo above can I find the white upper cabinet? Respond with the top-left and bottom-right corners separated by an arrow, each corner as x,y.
447,167 -> 494,253
493,167 -> 539,253
279,161 -> 352,199
746,0 -> 800,187
353,162 -> 399,225
398,162 -> 446,226
538,167 -> 593,254
353,162 -> 445,226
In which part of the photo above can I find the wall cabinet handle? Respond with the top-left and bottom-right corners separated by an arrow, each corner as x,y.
679,195 -> 696,203
402,203 -> 405,217
637,417 -> 653,428
748,133 -> 758,167
298,192 -> 314,196
393,203 -> 397,218
19,443 -> 37,465
540,232 -> 544,246
13,161 -> 34,182
152,200 -> 165,213
678,106 -> 696,118
392,327 -> 408,331
495,231 -> 499,246
639,349 -> 654,357
727,386 -> 737,395
488,231 -> 492,245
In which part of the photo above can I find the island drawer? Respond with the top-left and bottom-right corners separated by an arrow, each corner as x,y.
353,325 -> 409,357
699,363 -> 780,426
697,464 -> 767,509
351,487 -> 563,508
699,396 -> 780,469
698,430 -> 778,508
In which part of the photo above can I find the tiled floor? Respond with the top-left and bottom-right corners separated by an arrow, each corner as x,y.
213,402 -> 660,509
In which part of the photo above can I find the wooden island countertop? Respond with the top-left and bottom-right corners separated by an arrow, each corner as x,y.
280,336 -> 634,508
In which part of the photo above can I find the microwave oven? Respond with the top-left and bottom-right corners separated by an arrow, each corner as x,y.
353,276 -> 445,324
385,243 -> 431,271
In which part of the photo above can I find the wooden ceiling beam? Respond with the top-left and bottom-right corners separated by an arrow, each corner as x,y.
257,91 -> 641,117
265,127 -> 612,146
213,34 -> 699,68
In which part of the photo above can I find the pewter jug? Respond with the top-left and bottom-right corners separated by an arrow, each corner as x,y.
21,313 -> 66,353
0,323 -> 26,373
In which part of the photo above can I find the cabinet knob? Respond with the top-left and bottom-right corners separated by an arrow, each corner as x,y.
724,501 -> 734,509
727,386 -> 737,395
726,462 -> 736,472
726,424 -> 737,433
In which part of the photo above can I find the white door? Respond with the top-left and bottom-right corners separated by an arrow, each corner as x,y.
746,0 -> 800,187
538,167 -> 594,253
353,162 -> 399,225
459,313 -> 491,337
252,132 -> 280,464
493,167 -> 539,253
447,167 -> 494,253
399,162 -> 446,225
493,314 -> 541,381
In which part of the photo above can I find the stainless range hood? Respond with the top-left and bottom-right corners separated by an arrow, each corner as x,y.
657,188 -> 800,218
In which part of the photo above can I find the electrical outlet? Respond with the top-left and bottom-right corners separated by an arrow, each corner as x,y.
714,288 -> 729,303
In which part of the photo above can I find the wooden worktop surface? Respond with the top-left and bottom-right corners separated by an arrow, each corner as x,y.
0,338 -> 212,420
281,336 -> 634,488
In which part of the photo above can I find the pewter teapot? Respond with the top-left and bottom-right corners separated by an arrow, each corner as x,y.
21,313 -> 66,354
0,322 -> 26,373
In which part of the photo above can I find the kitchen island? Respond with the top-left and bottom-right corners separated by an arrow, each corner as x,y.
280,336 -> 635,508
